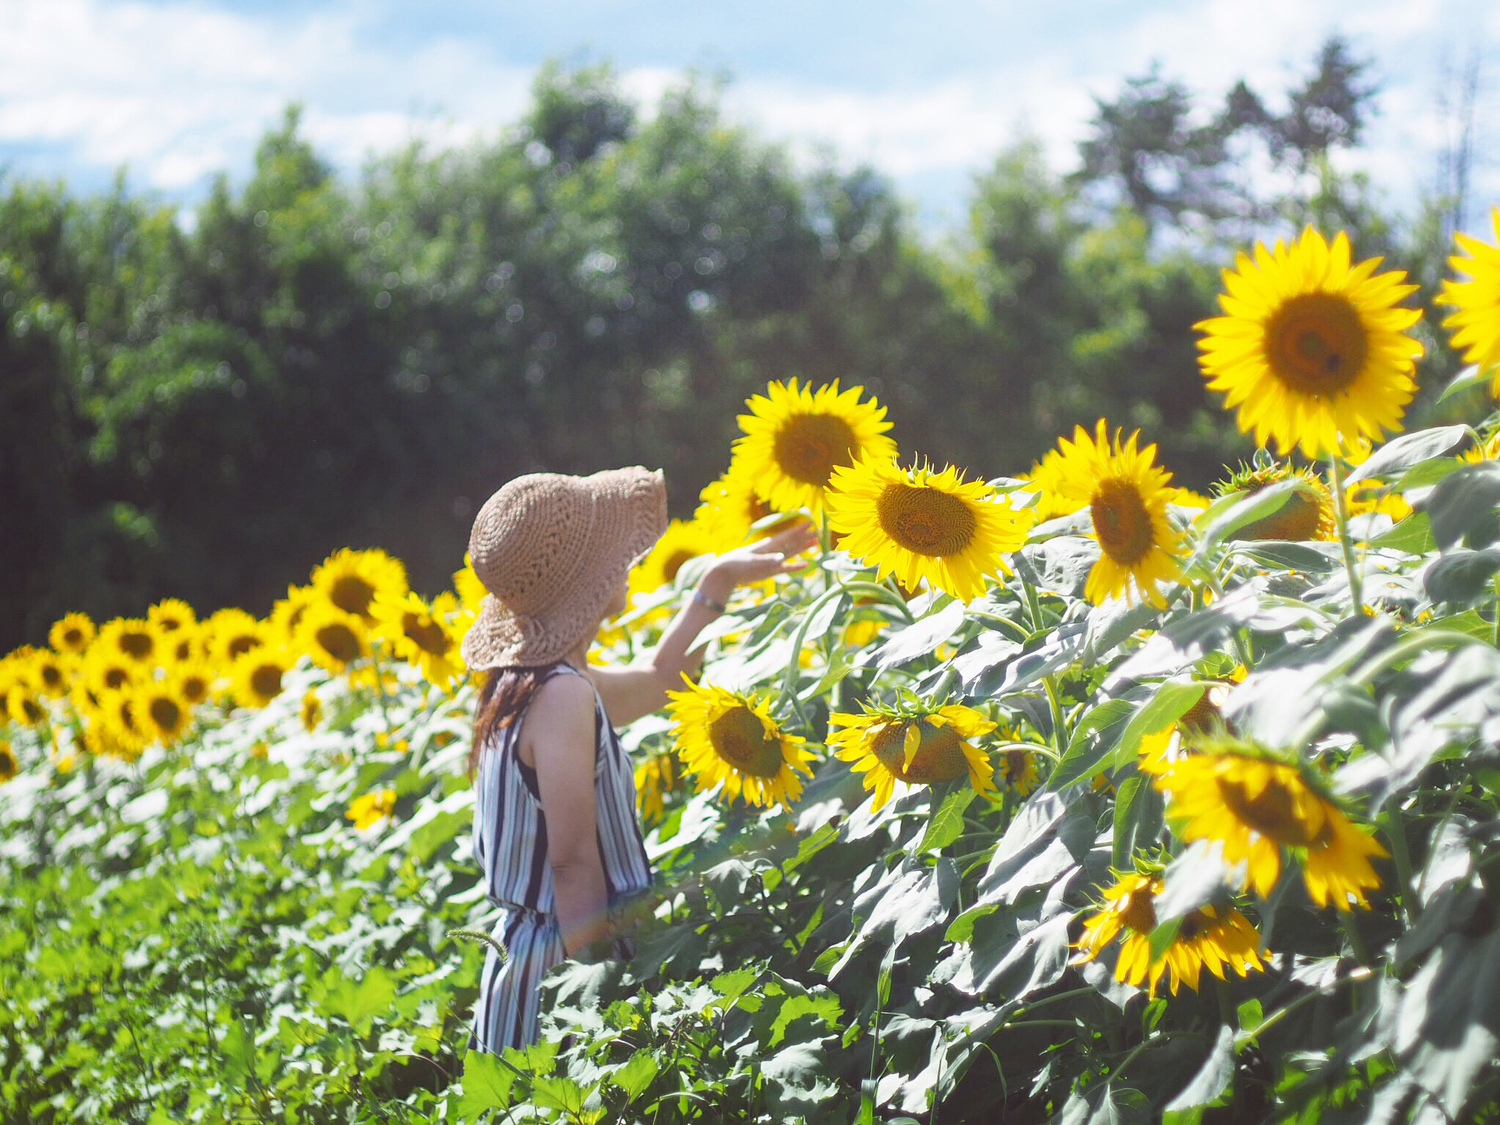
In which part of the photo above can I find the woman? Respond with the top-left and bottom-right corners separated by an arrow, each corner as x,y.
460,466 -> 814,1053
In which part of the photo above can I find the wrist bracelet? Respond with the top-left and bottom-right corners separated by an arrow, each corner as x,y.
692,588 -> 727,615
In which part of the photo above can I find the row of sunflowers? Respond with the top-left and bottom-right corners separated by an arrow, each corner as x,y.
2,216 -> 1500,1122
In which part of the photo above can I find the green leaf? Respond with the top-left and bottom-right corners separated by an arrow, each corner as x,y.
769,991 -> 843,1047
1112,681 -> 1206,765
1344,425 -> 1468,484
920,787 -> 976,853
1423,461 -> 1500,548
1423,548 -> 1500,605
1369,510 -> 1435,554
609,1050 -> 659,1100
1164,1024 -> 1235,1112
1237,998 -> 1264,1034
1438,363 -> 1487,403
1048,698 -> 1134,788
1199,480 -> 1303,548
944,903 -> 999,943
318,964 -> 398,1036
456,1049 -> 516,1118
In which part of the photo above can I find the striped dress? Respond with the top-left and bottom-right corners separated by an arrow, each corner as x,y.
468,661 -> 653,1053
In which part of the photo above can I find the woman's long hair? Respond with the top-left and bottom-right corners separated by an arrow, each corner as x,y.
467,665 -> 550,779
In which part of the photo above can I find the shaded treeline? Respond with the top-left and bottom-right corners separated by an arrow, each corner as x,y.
0,44 -> 1467,649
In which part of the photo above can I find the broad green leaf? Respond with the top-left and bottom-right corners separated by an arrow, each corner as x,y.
920,786 -> 976,852
1369,510 -> 1435,554
1345,425 -> 1468,485
944,903 -> 999,943
769,991 -> 843,1047
1423,461 -> 1500,548
1437,362 -> 1486,403
1164,1024 -> 1235,1112
1423,548 -> 1500,605
609,1050 -> 659,1100
1047,698 -> 1133,788
318,964 -> 397,1036
1198,480 -> 1302,548
456,1050 -> 515,1118
1111,681 -> 1205,766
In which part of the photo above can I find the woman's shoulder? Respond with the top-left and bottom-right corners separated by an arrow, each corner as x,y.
525,667 -> 596,726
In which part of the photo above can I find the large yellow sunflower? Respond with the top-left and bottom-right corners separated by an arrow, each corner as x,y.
269,584 -> 319,642
28,649 -> 70,700
1195,227 -> 1423,459
733,378 -> 897,515
1049,420 -> 1184,608
372,589 -> 463,689
1153,745 -> 1387,910
49,612 -> 96,657
230,646 -> 294,709
828,703 -> 996,811
629,518 -> 722,599
1018,449 -> 1087,521
1214,461 -> 1337,542
1436,206 -> 1500,395
147,598 -> 197,636
696,460 -> 795,545
825,456 -> 1033,603
96,617 -> 160,668
3,678 -> 48,728
1072,871 -> 1268,998
300,689 -> 323,732
203,608 -> 269,667
97,691 -> 147,760
133,678 -> 193,748
297,603 -> 371,675
310,548 -> 409,625
666,678 -> 814,810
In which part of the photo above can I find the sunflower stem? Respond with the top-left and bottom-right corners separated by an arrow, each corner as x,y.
1380,806 -> 1418,923
368,640 -> 396,745
1327,451 -> 1364,615
1338,910 -> 1372,965
1042,677 -> 1068,753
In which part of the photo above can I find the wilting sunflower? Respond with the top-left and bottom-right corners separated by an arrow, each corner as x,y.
826,456 -> 1033,603
49,612 -> 96,656
1436,206 -> 1500,395
696,461 -> 794,545
666,678 -> 814,809
1195,227 -> 1423,459
629,518 -> 721,599
310,547 -> 409,625
0,741 -> 15,782
1072,870 -> 1268,998
1153,742 -> 1387,910
133,678 -> 192,748
204,608 -> 269,667
298,604 -> 370,674
1049,420 -> 1184,608
1215,461 -> 1337,542
300,690 -> 323,732
733,378 -> 897,515
634,749 -> 683,823
346,788 -> 396,831
829,703 -> 997,812
372,589 -> 463,689
995,743 -> 1040,797
147,597 -> 197,635
230,646 -> 294,709
96,617 -> 160,667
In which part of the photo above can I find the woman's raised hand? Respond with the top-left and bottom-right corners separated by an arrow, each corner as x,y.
702,521 -> 818,594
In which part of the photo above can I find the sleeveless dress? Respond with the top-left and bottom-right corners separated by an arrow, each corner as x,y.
467,661 -> 653,1053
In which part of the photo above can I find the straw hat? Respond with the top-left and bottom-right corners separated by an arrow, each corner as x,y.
460,466 -> 668,671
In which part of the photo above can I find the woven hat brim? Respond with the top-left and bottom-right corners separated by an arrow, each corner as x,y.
461,467 -> 667,670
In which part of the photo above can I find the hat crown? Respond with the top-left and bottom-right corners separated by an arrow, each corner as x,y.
468,473 -> 597,616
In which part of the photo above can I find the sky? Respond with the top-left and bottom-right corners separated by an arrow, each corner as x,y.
1,0 -> 1497,235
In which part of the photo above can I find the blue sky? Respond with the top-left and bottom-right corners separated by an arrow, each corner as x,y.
2,0 -> 1496,233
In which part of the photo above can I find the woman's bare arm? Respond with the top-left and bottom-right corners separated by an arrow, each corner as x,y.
527,673 -> 611,956
591,521 -> 817,725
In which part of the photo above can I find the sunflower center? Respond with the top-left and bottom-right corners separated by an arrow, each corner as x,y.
1177,910 -> 1207,940
1118,886 -> 1158,934
402,614 -> 450,655
663,550 -> 695,584
250,664 -> 284,699
227,634 -> 263,660
1265,292 -> 1368,397
772,412 -> 859,485
40,664 -> 63,690
19,696 -> 44,723
330,574 -> 377,617
871,721 -> 969,784
1004,749 -> 1028,777
1234,480 -> 1330,543
104,667 -> 130,690
181,676 -> 209,704
315,623 -> 361,664
148,696 -> 182,731
876,484 -> 978,557
0,750 -> 14,778
1217,773 -> 1320,847
120,630 -> 155,660
1091,478 -> 1154,565
707,706 -> 785,778
63,628 -> 84,647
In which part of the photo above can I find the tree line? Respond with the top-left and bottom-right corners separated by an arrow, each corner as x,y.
0,40 -> 1470,650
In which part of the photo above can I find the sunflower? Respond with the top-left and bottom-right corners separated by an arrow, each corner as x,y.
300,690 -> 323,732
147,598 -> 197,635
1215,461 -> 1337,542
825,456 -> 1033,602
28,649 -> 70,700
666,678 -> 814,809
733,378 -> 897,515
696,461 -> 794,545
1436,206 -> 1500,395
452,553 -> 487,617
995,744 -> 1040,797
49,612 -> 96,656
97,691 -> 147,760
204,608 -> 269,667
1344,481 -> 1413,522
1460,431 -> 1500,464
269,584 -> 319,642
1153,743 -> 1387,910
175,663 -> 215,708
1072,871 -> 1268,998
96,617 -> 160,667
310,547 -> 409,625
346,788 -> 396,831
163,624 -> 206,666
0,741 -> 15,782
842,617 -> 886,649
629,518 -> 721,598
133,678 -> 193,748
230,646 -> 294,709
82,644 -> 137,698
1018,449 -> 1087,521
4,677 -> 48,728
1049,420 -> 1184,608
634,749 -> 683,824
828,703 -> 996,812
372,589 -> 463,689
1195,227 -> 1423,459
297,603 -> 370,674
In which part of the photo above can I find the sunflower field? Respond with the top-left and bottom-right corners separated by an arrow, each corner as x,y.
4,218 -> 1500,1124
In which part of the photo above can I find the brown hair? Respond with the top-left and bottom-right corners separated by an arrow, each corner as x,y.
467,665 -> 551,780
